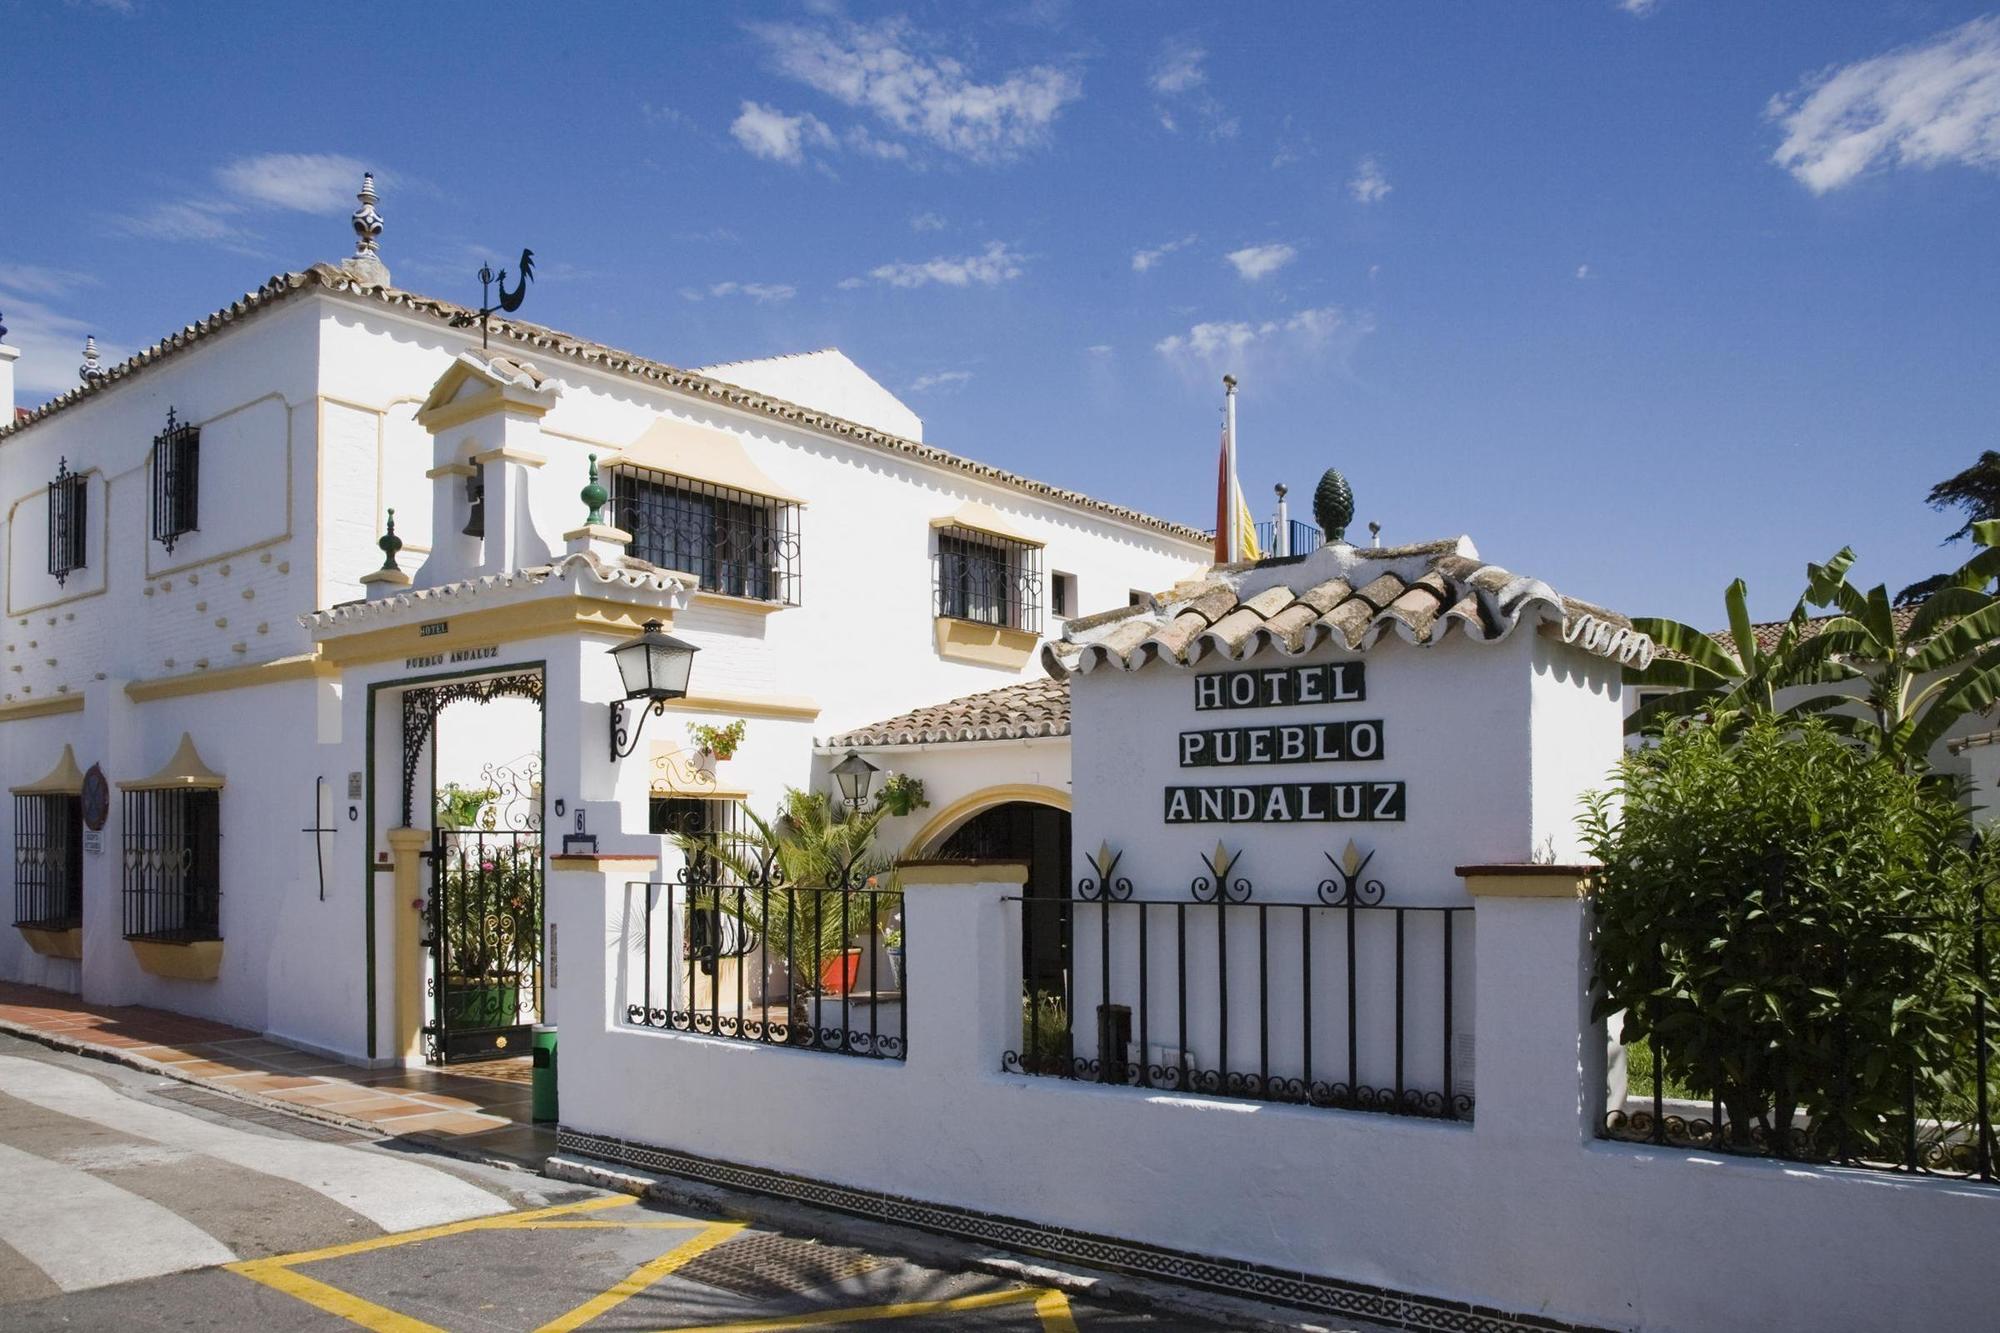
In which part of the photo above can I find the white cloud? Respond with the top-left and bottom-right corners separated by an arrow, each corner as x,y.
1225,243 -> 1297,281
1617,0 -> 1658,15
1348,155 -> 1392,204
1132,234 -> 1197,273
214,153 -> 369,213
748,17 -> 1081,164
1086,343 -> 1113,355
1576,263 -> 1593,280
106,200 -> 250,245
731,100 -> 836,165
911,211 -> 947,231
640,101 -> 696,131
1769,16 -> 2000,194
862,241 -> 1025,289
1155,306 -> 1371,377
708,281 -> 797,303
908,369 -> 973,393
0,275 -> 119,396
1149,38 -> 1207,95
845,124 -> 912,161
1148,35 -> 1237,140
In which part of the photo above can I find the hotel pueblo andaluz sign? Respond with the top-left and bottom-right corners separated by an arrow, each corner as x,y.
1164,661 -> 1406,824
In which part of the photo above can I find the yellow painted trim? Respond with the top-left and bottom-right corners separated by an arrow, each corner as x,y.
1459,867 -> 1597,899
425,462 -> 478,479
470,445 -> 547,468
666,1285 -> 1046,1332
663,689 -> 820,722
315,598 -> 674,668
142,391 -> 296,583
534,1222 -> 742,1333
688,589 -> 791,617
17,926 -> 81,959
418,393 -> 552,434
549,854 -> 661,871
933,617 -> 1039,670
894,861 -> 1031,888
930,498 -> 1045,548
131,938 -> 223,981
12,743 -> 84,795
562,523 -> 632,544
910,783 -> 1072,856
126,653 -> 331,702
121,732 -> 224,790
386,827 -> 429,1063
4,465 -> 110,618
0,695 -> 84,723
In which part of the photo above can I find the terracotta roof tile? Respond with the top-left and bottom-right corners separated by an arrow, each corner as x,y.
1045,536 -> 1651,677
1,265 -> 1208,548
827,677 -> 1069,748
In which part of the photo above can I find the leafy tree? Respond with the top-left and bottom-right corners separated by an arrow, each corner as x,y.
1899,450 -> 2000,604
1622,553 -> 1861,738
1585,718 -> 1987,1158
1805,522 -> 2000,771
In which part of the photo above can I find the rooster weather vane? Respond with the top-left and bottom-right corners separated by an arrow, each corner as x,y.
451,248 -> 535,349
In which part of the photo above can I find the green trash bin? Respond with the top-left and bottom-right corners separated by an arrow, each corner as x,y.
531,1024 -> 558,1123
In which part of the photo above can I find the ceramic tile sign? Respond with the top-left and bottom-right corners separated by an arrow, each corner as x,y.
1167,662 -> 1406,824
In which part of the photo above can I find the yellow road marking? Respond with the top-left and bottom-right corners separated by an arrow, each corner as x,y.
229,1194 -> 632,1272
535,1221 -> 744,1333
504,1219 -> 715,1231
230,1261 -> 448,1333
1034,1288 -> 1081,1333
655,1285 -> 1046,1332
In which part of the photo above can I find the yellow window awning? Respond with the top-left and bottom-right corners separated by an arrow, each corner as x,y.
607,416 -> 805,505
120,733 -> 225,791
929,499 -> 1043,548
11,744 -> 84,796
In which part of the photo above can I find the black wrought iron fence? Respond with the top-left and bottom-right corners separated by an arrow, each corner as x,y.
1004,845 -> 1473,1120
12,793 -> 82,929
1602,890 -> 1998,1183
625,865 -> 905,1061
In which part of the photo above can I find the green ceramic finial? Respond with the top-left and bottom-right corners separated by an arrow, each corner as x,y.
581,453 -> 607,526
376,508 -> 404,571
1313,467 -> 1354,544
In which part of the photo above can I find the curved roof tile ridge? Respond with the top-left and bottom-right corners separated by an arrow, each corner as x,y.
3,266 -> 1208,547
1041,537 -> 1654,678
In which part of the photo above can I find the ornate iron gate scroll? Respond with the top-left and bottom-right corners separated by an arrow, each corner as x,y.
401,672 -> 546,1065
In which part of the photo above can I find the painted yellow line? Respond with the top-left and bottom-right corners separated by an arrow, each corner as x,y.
656,1285 -> 1046,1332
1034,1288 -> 1081,1333
504,1218 -> 717,1232
230,1261 -> 447,1333
535,1221 -> 745,1333
228,1194 -> 634,1273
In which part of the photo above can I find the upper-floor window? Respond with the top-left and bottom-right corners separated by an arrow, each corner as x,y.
610,465 -> 800,606
1050,571 -> 1077,620
47,458 -> 87,585
934,526 -> 1043,634
13,793 -> 82,930
151,408 -> 200,553
122,788 -> 221,942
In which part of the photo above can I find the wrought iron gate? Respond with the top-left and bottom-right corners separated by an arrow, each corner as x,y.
401,669 -> 546,1065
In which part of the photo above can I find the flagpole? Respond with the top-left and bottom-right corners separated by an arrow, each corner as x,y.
1223,374 -> 1239,559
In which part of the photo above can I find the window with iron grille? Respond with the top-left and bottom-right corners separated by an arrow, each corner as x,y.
151,409 -> 200,553
13,794 -> 82,930
121,789 -> 221,942
47,458 -> 87,585
610,466 -> 799,605
934,527 -> 1043,633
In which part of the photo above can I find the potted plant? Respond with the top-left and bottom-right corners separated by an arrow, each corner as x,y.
687,719 -> 746,769
875,772 -> 928,818
880,919 -> 904,991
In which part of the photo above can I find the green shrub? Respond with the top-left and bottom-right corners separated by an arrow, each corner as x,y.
1585,717 -> 1989,1155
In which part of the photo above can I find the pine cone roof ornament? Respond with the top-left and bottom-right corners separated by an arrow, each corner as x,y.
1313,467 -> 1354,544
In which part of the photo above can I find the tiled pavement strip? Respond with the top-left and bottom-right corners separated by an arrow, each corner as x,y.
0,980 -> 553,1168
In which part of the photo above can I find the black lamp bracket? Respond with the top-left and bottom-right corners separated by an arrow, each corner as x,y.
610,698 -> 669,763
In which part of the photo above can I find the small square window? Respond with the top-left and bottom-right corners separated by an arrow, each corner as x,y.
1050,571 -> 1077,619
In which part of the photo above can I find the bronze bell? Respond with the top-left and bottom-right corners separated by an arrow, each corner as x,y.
462,473 -> 485,539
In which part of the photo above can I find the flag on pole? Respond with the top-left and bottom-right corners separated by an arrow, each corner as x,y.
1215,376 -> 1261,564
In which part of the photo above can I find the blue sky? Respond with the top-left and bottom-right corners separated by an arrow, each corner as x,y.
6,1 -> 1998,624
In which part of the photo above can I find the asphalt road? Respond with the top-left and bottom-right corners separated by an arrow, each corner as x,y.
0,1034 -> 1223,1331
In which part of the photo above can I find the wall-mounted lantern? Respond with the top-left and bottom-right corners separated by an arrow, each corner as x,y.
831,750 -> 880,811
607,619 -> 699,762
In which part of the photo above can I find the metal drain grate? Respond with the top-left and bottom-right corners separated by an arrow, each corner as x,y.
677,1231 -> 884,1298
148,1085 -> 370,1143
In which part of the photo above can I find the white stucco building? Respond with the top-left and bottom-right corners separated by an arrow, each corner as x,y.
0,180 -> 1209,1064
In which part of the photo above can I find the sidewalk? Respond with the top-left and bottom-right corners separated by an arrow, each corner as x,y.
0,981 -> 553,1169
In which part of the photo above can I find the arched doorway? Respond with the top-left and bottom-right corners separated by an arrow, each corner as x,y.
935,800 -> 1071,1000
